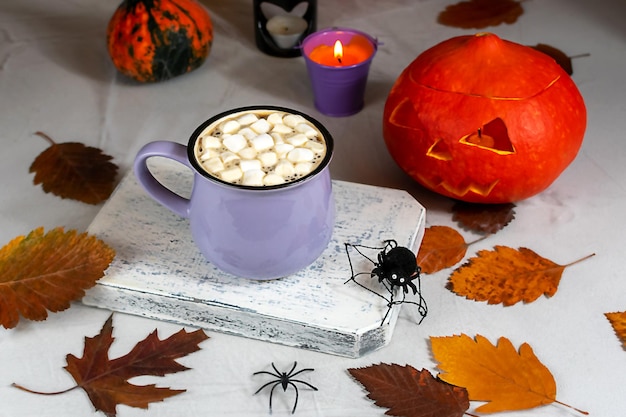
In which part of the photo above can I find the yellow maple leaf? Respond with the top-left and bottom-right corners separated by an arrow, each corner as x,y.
430,334 -> 587,414
447,246 -> 594,306
605,311 -> 626,349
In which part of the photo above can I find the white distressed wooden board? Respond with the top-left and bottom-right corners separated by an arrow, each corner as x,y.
83,158 -> 426,357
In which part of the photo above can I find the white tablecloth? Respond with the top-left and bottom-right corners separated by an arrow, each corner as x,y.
1,0 -> 625,416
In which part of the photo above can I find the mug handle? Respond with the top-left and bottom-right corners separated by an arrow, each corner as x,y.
133,141 -> 192,218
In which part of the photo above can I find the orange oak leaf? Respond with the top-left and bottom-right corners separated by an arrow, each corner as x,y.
452,201 -> 515,234
0,227 -> 115,329
430,334 -> 588,415
13,314 -> 209,416
417,225 -> 482,274
348,363 -> 469,417
437,0 -> 524,29
446,246 -> 595,306
605,311 -> 626,349
29,131 -> 119,204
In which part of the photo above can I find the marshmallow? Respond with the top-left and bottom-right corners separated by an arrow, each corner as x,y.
305,139 -> 326,154
223,134 -> 247,153
274,160 -> 295,178
270,132 -> 285,144
238,127 -> 257,140
274,142 -> 294,157
287,147 -> 315,163
286,133 -> 308,147
220,166 -> 243,183
250,118 -> 271,134
202,157 -> 224,174
267,112 -> 284,125
236,113 -> 259,126
242,169 -> 265,186
295,123 -> 318,138
283,114 -> 306,128
263,173 -> 286,186
238,147 -> 258,160
251,133 -> 274,152
199,147 -> 219,161
240,158 -> 262,173
295,162 -> 314,175
220,151 -> 240,166
201,135 -> 221,149
221,120 -> 241,134
272,123 -> 294,134
258,151 -> 278,167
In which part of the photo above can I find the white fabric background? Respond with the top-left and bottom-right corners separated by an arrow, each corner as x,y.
1,0 -> 625,416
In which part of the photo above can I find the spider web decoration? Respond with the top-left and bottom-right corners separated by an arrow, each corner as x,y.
344,240 -> 428,326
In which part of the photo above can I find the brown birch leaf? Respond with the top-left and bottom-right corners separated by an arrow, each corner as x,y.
430,334 -> 587,414
446,246 -> 594,306
348,364 -> 469,417
0,227 -> 115,329
29,131 -> 118,204
13,314 -> 210,416
452,201 -> 515,234
417,226 -> 469,274
437,0 -> 524,29
605,311 -> 626,349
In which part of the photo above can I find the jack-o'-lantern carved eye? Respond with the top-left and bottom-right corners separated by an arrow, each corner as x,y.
460,117 -> 515,154
426,117 -> 514,161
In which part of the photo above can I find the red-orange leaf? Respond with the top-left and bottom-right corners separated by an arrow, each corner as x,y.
438,0 -> 524,29
348,364 -> 469,417
29,131 -> 118,204
14,314 -> 209,416
447,246 -> 595,306
605,311 -> 626,349
417,226 -> 470,274
0,227 -> 115,329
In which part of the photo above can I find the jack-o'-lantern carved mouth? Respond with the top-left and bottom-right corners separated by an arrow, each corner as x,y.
427,117 -> 515,161
416,174 -> 500,197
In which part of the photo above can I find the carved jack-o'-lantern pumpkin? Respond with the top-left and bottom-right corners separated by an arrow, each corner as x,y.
383,33 -> 586,203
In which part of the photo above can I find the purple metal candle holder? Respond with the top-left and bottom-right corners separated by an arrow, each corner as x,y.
302,28 -> 378,117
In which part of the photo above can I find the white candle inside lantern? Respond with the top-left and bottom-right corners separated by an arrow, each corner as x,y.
266,15 -> 308,49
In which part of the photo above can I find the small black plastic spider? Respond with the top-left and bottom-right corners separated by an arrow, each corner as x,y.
253,362 -> 318,414
345,239 -> 428,326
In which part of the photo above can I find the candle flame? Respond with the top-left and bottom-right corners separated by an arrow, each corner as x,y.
333,40 -> 343,62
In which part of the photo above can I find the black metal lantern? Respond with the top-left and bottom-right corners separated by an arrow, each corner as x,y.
253,0 -> 317,57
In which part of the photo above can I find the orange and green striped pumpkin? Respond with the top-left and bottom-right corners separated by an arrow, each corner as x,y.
107,0 -> 213,82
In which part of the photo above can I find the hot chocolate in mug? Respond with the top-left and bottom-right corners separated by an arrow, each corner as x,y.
133,106 -> 335,280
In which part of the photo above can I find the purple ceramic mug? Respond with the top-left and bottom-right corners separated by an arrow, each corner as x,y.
133,106 -> 335,280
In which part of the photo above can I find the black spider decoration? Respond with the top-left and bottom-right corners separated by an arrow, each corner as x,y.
345,239 -> 428,326
253,362 -> 318,414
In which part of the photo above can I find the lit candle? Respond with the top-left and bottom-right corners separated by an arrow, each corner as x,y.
308,36 -> 374,67
302,28 -> 378,116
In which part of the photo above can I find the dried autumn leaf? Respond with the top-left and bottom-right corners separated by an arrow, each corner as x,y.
0,227 -> 115,329
529,44 -> 589,76
437,0 -> 524,29
431,334 -> 588,415
605,311 -> 626,349
447,246 -> 594,306
417,226 -> 470,274
30,131 -> 118,204
452,201 -> 515,234
13,314 -> 209,416
348,364 -> 469,417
